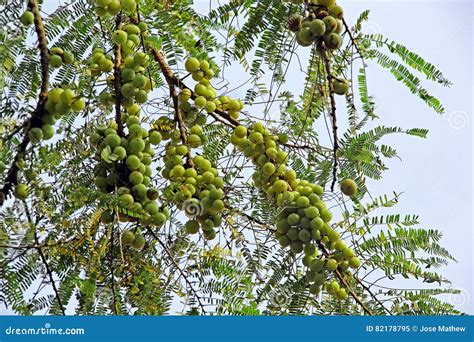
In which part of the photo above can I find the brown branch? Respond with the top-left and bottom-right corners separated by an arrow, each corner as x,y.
149,48 -> 196,166
342,18 -> 366,66
113,13 -> 123,136
149,48 -> 239,130
1,0 -> 49,205
320,44 -> 340,192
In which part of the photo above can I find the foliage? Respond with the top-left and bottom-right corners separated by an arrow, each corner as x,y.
0,0 -> 461,316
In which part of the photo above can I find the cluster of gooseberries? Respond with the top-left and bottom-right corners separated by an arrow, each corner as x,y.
286,0 -> 344,49
49,47 -> 75,69
230,123 -> 361,299
184,57 -> 244,120
87,48 -> 114,75
121,228 -> 146,250
90,115 -> 168,228
30,87 -> 85,143
286,0 -> 351,96
94,0 -> 140,17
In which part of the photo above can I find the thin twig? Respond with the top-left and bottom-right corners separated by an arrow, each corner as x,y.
147,228 -> 207,314
23,201 -> 66,315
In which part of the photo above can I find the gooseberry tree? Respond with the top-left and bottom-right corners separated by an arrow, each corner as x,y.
0,0 -> 461,315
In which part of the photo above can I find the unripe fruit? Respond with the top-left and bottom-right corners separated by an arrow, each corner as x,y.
149,131 -> 162,145
296,28 -> 313,46
325,258 -> 338,271
188,134 -> 201,148
132,234 -> 146,250
328,5 -> 344,19
126,155 -> 141,170
122,0 -> 137,13
119,194 -> 134,207
129,171 -> 144,185
333,79 -> 349,95
324,33 -> 342,50
71,98 -> 85,112
105,133 -> 121,148
340,178 -> 357,196
63,51 -> 75,64
322,16 -> 338,34
49,55 -> 63,68
20,11 -> 34,26
28,127 -> 43,142
349,257 -> 361,268
185,220 -> 200,234
112,30 -> 128,45
15,184 -> 29,200
129,137 -> 145,153
309,19 -> 326,36
121,230 -> 135,246
113,146 -> 127,160
262,162 -> 276,176
185,57 -> 200,72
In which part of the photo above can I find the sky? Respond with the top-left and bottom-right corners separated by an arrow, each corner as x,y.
1,0 -> 472,315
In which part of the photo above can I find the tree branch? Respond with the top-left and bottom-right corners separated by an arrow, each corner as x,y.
1,0 -> 49,205
320,44 -> 340,192
113,13 -> 123,136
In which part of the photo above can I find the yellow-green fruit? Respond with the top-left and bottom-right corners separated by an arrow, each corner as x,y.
15,184 -> 29,200
322,16 -> 338,34
49,55 -> 63,68
129,171 -> 144,185
122,0 -> 137,14
63,51 -> 75,64
349,256 -> 361,268
112,30 -> 128,45
131,234 -> 146,250
71,98 -> 85,112
28,127 -> 43,142
100,210 -> 114,224
333,79 -> 349,95
328,5 -> 344,19
185,57 -> 200,72
340,178 -> 357,196
188,134 -> 201,148
41,124 -> 54,140
323,33 -> 342,50
185,220 -> 200,234
121,230 -> 135,246
309,19 -> 326,36
107,0 -> 121,15
113,146 -> 127,160
296,28 -> 313,47
20,11 -> 34,26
